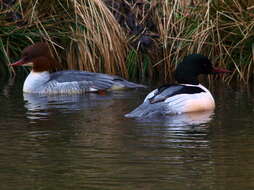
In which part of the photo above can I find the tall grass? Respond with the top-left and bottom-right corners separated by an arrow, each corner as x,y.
66,0 -> 128,77
1,0 -> 254,83
211,0 -> 254,83
111,0 -> 254,83
0,0 -> 128,78
152,0 -> 254,82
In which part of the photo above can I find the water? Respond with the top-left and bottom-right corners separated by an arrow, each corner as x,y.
1,76 -> 254,190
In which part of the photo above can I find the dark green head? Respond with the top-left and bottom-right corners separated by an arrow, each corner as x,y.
175,54 -> 230,85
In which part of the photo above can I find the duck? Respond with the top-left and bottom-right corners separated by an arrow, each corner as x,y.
125,54 -> 230,118
11,42 -> 146,95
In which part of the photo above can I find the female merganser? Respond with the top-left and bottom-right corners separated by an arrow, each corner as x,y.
125,54 -> 230,118
11,43 -> 146,94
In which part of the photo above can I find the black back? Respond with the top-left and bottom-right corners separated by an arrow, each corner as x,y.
149,84 -> 205,104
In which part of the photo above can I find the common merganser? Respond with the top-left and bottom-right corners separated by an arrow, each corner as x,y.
125,54 -> 230,118
11,43 -> 146,94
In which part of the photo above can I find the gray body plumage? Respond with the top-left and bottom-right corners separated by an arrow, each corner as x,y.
23,70 -> 146,95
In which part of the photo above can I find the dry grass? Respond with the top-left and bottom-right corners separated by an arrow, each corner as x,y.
211,0 -> 254,83
1,0 -> 128,77
1,0 -> 254,83
151,0 -> 254,82
66,0 -> 128,77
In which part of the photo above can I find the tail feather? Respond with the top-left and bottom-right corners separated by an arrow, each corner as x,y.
112,79 -> 147,90
125,102 -> 162,118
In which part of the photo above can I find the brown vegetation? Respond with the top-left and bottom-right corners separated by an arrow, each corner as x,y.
1,0 -> 254,83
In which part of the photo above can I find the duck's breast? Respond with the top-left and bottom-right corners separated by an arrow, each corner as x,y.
23,71 -> 50,93
163,91 -> 215,114
157,84 -> 215,114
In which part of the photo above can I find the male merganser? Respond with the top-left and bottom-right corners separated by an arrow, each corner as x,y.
11,42 -> 146,94
125,54 -> 230,118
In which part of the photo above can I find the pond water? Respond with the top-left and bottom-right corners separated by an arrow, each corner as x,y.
1,75 -> 254,190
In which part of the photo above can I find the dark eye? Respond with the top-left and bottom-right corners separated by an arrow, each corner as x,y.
22,56 -> 29,62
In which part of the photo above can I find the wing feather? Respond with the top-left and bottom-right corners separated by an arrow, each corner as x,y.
148,84 -> 205,104
50,70 -> 145,90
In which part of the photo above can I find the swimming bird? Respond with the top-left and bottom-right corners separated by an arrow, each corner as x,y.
11,42 -> 146,95
125,54 -> 230,118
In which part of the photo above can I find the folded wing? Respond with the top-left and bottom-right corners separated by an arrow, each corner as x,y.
149,84 -> 205,104
50,70 -> 146,90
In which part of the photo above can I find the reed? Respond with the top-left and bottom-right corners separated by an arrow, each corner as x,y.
0,0 -> 128,78
1,0 -> 254,83
115,0 -> 254,82
151,0 -> 254,82
211,0 -> 254,83
66,0 -> 128,77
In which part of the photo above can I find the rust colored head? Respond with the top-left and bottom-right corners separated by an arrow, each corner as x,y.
11,42 -> 59,72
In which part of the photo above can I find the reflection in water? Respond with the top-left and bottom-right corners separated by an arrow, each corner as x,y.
134,110 -> 214,127
130,111 -> 213,151
1,79 -> 254,190
24,93 -> 110,110
23,91 -> 136,121
0,78 -> 16,97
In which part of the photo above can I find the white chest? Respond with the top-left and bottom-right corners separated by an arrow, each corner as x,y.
23,71 -> 50,93
165,84 -> 215,114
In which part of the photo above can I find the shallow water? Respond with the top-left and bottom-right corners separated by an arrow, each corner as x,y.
1,76 -> 254,190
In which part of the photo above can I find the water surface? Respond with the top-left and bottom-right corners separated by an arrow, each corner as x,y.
1,77 -> 254,190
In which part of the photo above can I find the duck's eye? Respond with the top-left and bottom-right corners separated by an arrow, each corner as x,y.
23,56 -> 29,62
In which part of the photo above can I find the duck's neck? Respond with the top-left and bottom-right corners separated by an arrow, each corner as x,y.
176,76 -> 199,85
175,69 -> 199,85
23,71 -> 50,93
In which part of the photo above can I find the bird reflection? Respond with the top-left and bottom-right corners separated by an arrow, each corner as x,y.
134,110 -> 214,127
23,91 -> 138,121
